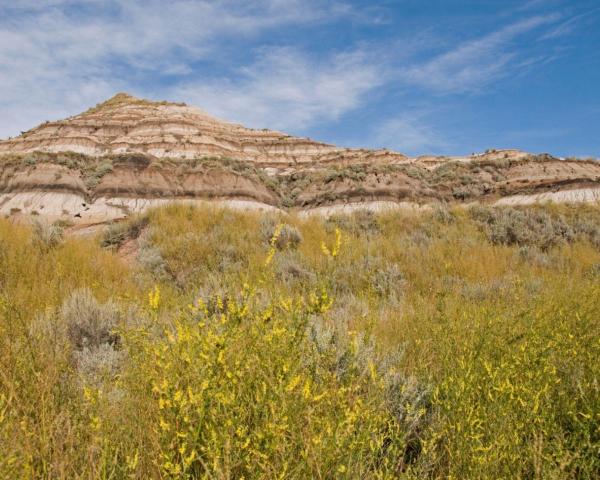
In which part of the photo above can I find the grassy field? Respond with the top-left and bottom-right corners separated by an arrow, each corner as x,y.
0,203 -> 599,478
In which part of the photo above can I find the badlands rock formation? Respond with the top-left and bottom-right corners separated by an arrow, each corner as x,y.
0,93 -> 405,166
1,93 -> 599,223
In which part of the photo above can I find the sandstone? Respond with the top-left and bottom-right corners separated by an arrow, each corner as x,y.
1,93 -> 599,224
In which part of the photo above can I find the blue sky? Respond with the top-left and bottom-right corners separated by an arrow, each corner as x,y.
0,0 -> 598,157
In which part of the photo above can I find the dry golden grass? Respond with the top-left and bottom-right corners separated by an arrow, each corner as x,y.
0,203 -> 599,478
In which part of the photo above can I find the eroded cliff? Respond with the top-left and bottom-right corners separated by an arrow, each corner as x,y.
1,93 -> 599,223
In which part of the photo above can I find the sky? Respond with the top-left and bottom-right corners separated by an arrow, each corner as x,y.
0,0 -> 598,157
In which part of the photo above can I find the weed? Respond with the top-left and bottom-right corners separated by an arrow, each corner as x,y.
32,220 -> 64,251
60,288 -> 120,350
1,204 -> 599,477
101,215 -> 148,249
260,217 -> 303,250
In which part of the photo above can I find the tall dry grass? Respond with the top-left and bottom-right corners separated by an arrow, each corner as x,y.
0,203 -> 599,478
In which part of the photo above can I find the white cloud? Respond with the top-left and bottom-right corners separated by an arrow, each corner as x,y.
174,47 -> 384,131
538,10 -> 597,41
0,0 -> 344,71
0,0 -> 355,138
404,15 -> 560,93
373,115 -> 450,156
0,0 -> 578,154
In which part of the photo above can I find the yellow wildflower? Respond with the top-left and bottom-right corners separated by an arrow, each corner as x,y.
148,284 -> 161,311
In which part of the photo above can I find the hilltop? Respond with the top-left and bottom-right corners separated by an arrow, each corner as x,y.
0,92 -> 402,165
1,93 -> 599,223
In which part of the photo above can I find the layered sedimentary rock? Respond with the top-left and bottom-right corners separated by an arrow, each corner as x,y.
0,93 -> 406,166
1,93 -> 599,223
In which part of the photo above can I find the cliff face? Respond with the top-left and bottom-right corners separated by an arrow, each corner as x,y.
1,93 -> 599,223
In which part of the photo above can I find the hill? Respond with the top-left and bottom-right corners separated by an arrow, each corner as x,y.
1,93 -> 599,224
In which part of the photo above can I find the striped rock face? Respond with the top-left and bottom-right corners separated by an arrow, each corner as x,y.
1,93 -> 599,224
0,93 -> 406,166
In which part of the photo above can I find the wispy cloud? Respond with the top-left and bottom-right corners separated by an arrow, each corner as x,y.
403,14 -> 560,93
174,47 -> 384,131
0,0 -> 348,73
0,0 -> 355,137
372,114 -> 450,156
358,12 -> 570,154
0,0 -> 584,158
538,9 -> 598,40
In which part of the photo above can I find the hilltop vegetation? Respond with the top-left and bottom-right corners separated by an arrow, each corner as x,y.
3,151 -> 600,213
0,203 -> 599,478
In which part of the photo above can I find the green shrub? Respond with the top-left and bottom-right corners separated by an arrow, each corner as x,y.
470,206 -> 575,250
101,215 -> 148,249
260,218 -> 303,250
32,220 -> 64,251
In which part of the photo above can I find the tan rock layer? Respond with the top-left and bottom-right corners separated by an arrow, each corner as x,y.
1,152 -> 599,221
0,93 -> 406,166
1,93 -> 599,223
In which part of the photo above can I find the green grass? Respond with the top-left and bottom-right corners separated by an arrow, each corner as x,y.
0,203 -> 598,478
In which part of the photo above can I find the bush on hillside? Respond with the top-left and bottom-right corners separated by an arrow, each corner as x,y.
371,263 -> 407,300
32,220 -> 64,251
326,209 -> 381,235
137,230 -> 170,280
260,218 -> 303,250
272,251 -> 316,285
470,206 -> 575,250
60,288 -> 120,350
60,289 -> 125,385
101,215 -> 149,249
124,285 -> 429,477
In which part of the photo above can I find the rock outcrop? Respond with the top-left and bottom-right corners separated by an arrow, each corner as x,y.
0,93 -> 406,167
1,93 -> 599,223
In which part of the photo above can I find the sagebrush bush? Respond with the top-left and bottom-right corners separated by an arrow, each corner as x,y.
85,161 -> 114,188
260,217 -> 302,250
52,218 -> 74,228
60,288 -> 120,349
101,221 -> 129,248
587,262 -> 600,278
470,206 -> 576,250
518,245 -> 551,267
59,289 -> 130,392
307,316 -> 431,466
95,161 -> 113,177
326,209 -> 381,235
432,204 -> 455,225
272,250 -> 315,285
101,215 -> 148,248
371,262 -> 406,300
573,217 -> 600,248
137,245 -> 170,281
32,219 -> 64,251
73,342 -> 126,386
